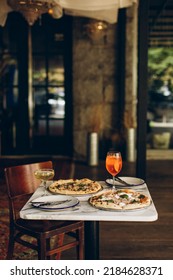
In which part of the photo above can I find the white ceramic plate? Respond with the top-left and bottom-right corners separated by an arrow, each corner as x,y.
105,176 -> 145,187
31,195 -> 79,210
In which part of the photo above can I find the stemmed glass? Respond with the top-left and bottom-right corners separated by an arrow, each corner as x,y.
34,168 -> 55,194
105,151 -> 122,189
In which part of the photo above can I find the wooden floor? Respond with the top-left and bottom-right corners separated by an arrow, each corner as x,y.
1,157 -> 173,260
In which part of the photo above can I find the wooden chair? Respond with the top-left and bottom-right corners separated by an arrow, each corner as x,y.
4,160 -> 84,260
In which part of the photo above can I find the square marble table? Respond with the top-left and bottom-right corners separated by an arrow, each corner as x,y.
20,181 -> 158,259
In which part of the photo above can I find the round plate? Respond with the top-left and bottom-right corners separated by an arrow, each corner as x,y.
31,195 -> 79,210
106,176 -> 145,187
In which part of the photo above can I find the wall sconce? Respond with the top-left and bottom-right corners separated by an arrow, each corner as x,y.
85,19 -> 108,41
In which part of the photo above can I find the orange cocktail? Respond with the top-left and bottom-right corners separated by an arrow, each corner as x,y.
106,151 -> 122,188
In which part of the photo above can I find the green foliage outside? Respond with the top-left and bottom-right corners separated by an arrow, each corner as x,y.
148,48 -> 173,93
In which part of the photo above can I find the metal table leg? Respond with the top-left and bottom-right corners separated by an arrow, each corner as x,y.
84,221 -> 99,260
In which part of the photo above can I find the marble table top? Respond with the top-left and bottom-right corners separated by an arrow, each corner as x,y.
20,180 -> 158,222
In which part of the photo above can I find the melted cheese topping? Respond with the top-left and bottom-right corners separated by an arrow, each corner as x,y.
89,189 -> 151,210
48,178 -> 102,194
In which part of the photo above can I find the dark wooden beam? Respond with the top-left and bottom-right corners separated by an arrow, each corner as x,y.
136,0 -> 149,179
64,15 -> 73,157
117,8 -> 126,134
149,0 -> 169,33
16,16 -> 30,154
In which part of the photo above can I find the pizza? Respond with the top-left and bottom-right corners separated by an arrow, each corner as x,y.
48,178 -> 102,195
89,189 -> 151,210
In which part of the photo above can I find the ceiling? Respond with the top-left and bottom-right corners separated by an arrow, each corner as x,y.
149,0 -> 173,47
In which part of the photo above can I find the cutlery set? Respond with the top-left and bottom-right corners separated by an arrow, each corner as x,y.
30,199 -> 71,207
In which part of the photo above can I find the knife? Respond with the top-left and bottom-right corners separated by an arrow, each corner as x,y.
115,177 -> 136,186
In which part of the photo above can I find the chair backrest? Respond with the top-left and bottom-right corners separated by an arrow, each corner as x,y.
4,161 -> 53,199
4,161 -> 53,223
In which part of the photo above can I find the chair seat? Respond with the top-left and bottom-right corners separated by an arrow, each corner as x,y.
15,218 -> 83,234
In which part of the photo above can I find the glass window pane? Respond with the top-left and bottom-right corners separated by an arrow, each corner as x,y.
48,56 -> 64,85
32,23 -> 46,52
33,56 -> 46,85
0,53 -> 18,108
48,87 -> 65,118
49,119 -> 64,136
34,89 -> 49,129
33,87 -> 65,136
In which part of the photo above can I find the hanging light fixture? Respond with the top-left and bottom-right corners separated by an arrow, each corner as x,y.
7,0 -> 62,25
85,20 -> 108,41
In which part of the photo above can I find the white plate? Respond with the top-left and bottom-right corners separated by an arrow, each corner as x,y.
31,195 -> 79,210
106,176 -> 145,187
